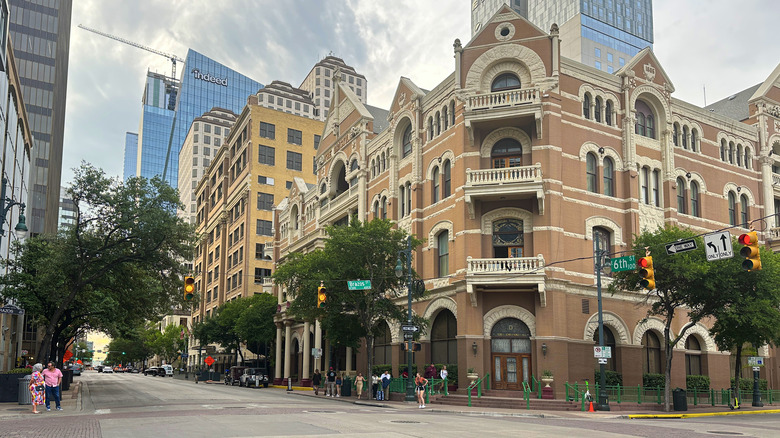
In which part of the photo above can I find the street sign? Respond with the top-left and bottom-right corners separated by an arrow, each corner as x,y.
403,332 -> 414,341
347,280 -> 372,290
593,346 -> 612,358
181,353 -> 189,358
598,358 -> 608,365
401,325 -> 419,332
0,305 -> 24,315
204,356 -> 215,366
665,239 -> 697,255
312,348 -> 322,358
704,231 -> 733,261
748,356 -> 764,367
610,255 -> 636,272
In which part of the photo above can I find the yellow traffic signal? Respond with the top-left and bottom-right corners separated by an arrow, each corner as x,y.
184,276 -> 195,301
739,232 -> 762,271
317,286 -> 327,308
638,256 -> 655,289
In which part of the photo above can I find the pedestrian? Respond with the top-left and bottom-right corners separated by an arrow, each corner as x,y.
29,363 -> 45,414
415,372 -> 428,408
355,372 -> 365,399
438,365 -> 448,393
312,369 -> 322,395
371,374 -> 379,399
42,361 -> 63,411
424,363 -> 437,379
335,372 -> 343,397
380,370 -> 392,400
326,367 -> 337,397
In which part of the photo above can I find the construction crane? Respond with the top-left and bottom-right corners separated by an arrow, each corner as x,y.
78,24 -> 185,79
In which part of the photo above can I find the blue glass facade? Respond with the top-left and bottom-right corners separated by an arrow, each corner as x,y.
581,15 -> 651,58
123,132 -> 138,181
138,105 -> 175,182
161,49 -> 262,188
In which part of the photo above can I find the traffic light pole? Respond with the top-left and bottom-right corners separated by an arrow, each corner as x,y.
594,238 -> 610,411
403,236 -> 415,402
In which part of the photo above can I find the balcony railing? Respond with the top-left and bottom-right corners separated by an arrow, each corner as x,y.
467,256 -> 545,275
467,87 -> 540,111
466,164 -> 542,186
773,173 -> 780,187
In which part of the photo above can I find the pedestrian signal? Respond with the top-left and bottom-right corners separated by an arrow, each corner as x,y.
738,232 -> 762,271
638,256 -> 655,289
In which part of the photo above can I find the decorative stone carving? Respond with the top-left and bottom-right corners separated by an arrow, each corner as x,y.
465,44 -> 546,91
677,323 -> 718,352
419,297 -> 458,341
583,312 -> 631,344
759,102 -> 780,118
397,92 -> 407,106
453,38 -> 462,51
638,203 -> 664,234
494,22 -> 515,41
643,64 -> 656,82
632,317 -> 666,345
549,23 -> 559,35
483,305 -> 536,337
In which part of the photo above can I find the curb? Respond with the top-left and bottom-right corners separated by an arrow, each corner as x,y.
628,409 -> 780,419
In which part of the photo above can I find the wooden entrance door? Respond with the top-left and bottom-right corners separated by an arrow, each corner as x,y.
492,354 -> 530,390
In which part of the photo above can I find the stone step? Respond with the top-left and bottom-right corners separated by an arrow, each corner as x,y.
431,394 -> 582,411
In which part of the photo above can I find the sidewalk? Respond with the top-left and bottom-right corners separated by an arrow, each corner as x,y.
0,381 -> 81,419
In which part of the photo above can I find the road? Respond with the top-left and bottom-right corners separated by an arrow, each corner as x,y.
1,371 -> 780,437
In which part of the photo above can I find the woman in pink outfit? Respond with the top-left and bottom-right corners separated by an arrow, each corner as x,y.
29,363 -> 46,414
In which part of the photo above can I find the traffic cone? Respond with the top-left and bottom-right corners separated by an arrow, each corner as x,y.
588,401 -> 595,412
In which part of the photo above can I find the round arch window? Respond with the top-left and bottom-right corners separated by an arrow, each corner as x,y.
491,138 -> 523,168
491,73 -> 521,92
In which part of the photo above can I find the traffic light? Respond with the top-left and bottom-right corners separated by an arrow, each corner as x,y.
317,286 -> 327,308
739,232 -> 762,271
638,256 -> 655,289
184,276 -> 195,301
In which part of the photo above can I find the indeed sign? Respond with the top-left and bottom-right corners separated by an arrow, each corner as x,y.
191,68 -> 228,87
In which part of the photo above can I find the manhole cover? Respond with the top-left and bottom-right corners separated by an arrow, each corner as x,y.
391,420 -> 421,424
706,432 -> 744,436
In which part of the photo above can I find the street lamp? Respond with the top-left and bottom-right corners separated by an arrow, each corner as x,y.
594,238 -> 610,411
395,235 -> 416,402
0,177 -> 28,239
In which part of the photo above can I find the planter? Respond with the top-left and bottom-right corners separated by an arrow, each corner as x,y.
466,373 -> 478,385
541,377 -> 553,388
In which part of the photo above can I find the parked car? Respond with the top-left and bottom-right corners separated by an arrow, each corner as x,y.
69,364 -> 82,376
124,366 -> 134,373
225,366 -> 246,386
96,365 -> 104,373
144,367 -> 159,376
131,368 -> 140,373
159,364 -> 173,377
103,367 -> 114,374
239,367 -> 269,388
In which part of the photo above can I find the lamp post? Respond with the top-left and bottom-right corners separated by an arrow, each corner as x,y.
395,235 -> 416,402
594,238 -> 610,411
0,177 -> 28,239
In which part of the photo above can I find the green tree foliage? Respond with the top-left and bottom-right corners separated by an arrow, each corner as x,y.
235,293 -> 278,357
0,163 -> 196,364
73,341 -> 93,362
193,298 -> 251,363
152,324 -> 188,365
273,218 -> 425,379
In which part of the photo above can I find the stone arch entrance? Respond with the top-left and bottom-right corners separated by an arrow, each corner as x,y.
490,317 -> 532,390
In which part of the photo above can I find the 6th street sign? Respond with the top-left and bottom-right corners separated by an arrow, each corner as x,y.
665,239 -> 697,255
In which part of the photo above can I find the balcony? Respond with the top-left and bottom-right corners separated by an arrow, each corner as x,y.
319,184 -> 359,224
466,255 -> 548,307
464,87 -> 543,143
464,163 -> 544,218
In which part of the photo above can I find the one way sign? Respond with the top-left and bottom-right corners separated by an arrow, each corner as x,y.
704,231 -> 733,261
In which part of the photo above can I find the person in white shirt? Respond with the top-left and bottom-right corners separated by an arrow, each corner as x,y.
438,365 -> 448,392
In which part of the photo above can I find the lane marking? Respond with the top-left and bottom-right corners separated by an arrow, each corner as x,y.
94,409 -> 111,415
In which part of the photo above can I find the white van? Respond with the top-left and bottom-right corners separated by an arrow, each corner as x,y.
160,364 -> 174,377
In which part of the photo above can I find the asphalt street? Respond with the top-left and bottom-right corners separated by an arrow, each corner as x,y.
1,371 -> 779,437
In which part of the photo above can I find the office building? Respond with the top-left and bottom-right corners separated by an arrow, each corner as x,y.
471,0 -> 653,73
57,187 -> 75,229
177,107 -> 236,225
299,56 -> 366,121
256,80 -> 316,119
122,132 -> 138,181
8,0 -> 71,235
272,7 -> 779,393
131,71 -> 177,182
0,1 -> 35,370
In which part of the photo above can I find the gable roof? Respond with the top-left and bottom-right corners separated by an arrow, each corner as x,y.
615,47 -> 675,93
704,84 -> 760,122
749,62 -> 780,102
470,3 -> 548,44
366,105 -> 389,134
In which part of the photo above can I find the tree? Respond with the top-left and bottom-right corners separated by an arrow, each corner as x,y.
194,299 -> 252,365
153,324 -> 188,365
609,226 -> 718,412
235,293 -> 278,361
0,163 -> 196,365
73,341 -> 93,363
274,218 -> 425,380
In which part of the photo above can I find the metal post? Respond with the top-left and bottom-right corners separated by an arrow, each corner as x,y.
752,368 -> 763,407
595,238 -> 610,411
404,236 -> 415,402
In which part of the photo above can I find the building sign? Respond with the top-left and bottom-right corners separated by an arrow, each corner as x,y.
191,68 -> 228,87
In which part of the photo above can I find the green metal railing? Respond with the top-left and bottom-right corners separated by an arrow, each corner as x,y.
467,373 -> 491,407
565,382 -> 778,407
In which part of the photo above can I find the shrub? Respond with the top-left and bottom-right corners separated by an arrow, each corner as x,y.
731,377 -> 767,392
594,369 -> 623,386
686,375 -> 710,391
399,364 -> 417,376
643,373 -> 665,388
371,364 -> 392,376
3,368 -> 33,374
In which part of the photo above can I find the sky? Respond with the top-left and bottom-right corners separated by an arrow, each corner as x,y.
61,0 -> 780,185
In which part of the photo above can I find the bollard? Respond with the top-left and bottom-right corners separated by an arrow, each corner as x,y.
287,378 -> 293,392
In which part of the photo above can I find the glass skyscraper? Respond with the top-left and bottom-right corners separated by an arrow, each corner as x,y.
122,132 -> 138,181
133,71 -> 177,182
8,0 -> 72,235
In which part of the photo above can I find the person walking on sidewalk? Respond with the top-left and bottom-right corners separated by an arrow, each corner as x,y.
355,372 -> 365,399
312,369 -> 322,395
415,372 -> 428,408
335,373 -> 342,397
371,374 -> 379,399
29,363 -> 45,414
438,365 -> 448,393
42,362 -> 63,411
326,367 -> 337,397
380,371 -> 392,400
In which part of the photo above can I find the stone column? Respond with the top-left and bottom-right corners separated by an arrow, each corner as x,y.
346,347 -> 353,374
314,319 -> 323,372
284,322 -> 292,381
274,324 -> 283,384
302,321 -> 312,385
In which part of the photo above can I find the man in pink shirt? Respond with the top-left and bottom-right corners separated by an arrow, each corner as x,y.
42,362 -> 63,411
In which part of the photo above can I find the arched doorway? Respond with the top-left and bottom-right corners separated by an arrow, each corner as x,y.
491,317 -> 531,390
431,310 -> 457,365
291,339 -> 300,382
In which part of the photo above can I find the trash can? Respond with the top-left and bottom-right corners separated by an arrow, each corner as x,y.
18,375 -> 32,405
673,388 -> 687,411
341,377 -> 352,397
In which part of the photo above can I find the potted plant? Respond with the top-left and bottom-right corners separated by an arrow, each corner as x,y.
466,367 -> 479,385
541,369 -> 554,388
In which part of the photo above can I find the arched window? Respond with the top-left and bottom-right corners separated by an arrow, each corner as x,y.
682,126 -> 689,149
744,148 -> 751,169
443,106 -> 449,130
371,159 -> 376,178
690,181 -> 700,217
635,112 -> 645,136
381,151 -> 386,171
676,177 -> 687,215
350,159 -> 359,172
583,93 -> 591,119
593,326 -> 617,371
595,97 -> 603,123
402,124 -> 413,158
605,100 -> 613,125
728,191 -> 736,226
642,331 -> 662,374
672,123 -> 679,146
373,200 -> 379,219
691,129 -> 698,152
320,183 -> 327,195
586,152 -> 598,193
740,194 -> 749,227
728,142 -> 735,164
373,322 -> 392,364
291,205 -> 299,231
399,185 -> 406,217
493,219 -> 523,258
405,181 -> 412,216
435,111 -> 441,136
603,157 -> 614,197
491,73 -> 521,92
437,230 -> 449,276
432,167 -> 440,203
334,163 -> 348,196
635,100 -> 655,138
431,310 -> 457,364
652,169 -> 660,207
491,138 -> 523,168
442,160 -> 452,198
381,196 -> 387,219
720,140 -> 727,161
737,144 -> 743,167
646,114 -> 655,138
428,117 -> 433,141
685,336 -> 702,376
450,100 -> 455,126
